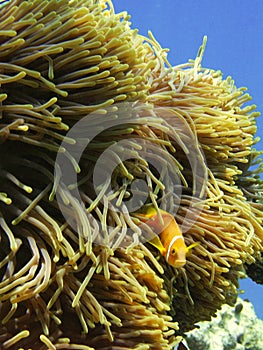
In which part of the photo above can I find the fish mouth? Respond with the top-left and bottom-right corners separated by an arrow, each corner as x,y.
173,260 -> 186,267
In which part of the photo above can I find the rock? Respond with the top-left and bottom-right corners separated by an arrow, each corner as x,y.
184,298 -> 263,350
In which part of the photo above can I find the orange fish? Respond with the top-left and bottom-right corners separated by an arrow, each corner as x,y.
135,207 -> 198,267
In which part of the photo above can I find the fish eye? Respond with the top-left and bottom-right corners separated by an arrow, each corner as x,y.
171,248 -> 176,255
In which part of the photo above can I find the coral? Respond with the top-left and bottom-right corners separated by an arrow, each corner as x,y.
0,0 -> 263,349
185,297 -> 263,350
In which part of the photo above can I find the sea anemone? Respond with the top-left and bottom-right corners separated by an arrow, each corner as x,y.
0,0 -> 263,349
144,36 -> 263,329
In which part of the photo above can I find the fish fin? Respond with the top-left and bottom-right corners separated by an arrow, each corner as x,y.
142,205 -> 158,218
149,236 -> 166,255
133,205 -> 158,220
132,213 -> 148,221
186,242 -> 200,256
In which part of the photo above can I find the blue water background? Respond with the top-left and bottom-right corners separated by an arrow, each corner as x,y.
112,0 -> 263,319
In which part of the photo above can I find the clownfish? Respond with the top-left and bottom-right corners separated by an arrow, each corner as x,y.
135,207 -> 199,267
